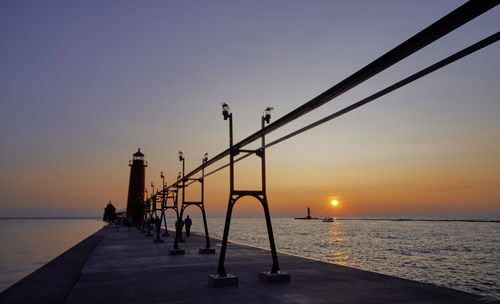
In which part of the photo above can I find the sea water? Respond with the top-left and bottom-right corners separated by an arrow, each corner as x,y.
188,216 -> 500,299
0,216 -> 498,299
0,218 -> 103,292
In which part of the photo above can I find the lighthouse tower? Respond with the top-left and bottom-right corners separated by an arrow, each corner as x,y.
126,148 -> 147,224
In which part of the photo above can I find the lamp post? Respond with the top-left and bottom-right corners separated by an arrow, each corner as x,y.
199,152 -> 214,253
161,172 -> 165,190
261,107 -> 273,193
215,103 -> 235,279
147,183 -> 155,237
141,188 -> 149,232
144,189 -> 149,225
222,103 -> 234,191
210,104 -> 289,286
151,182 -> 155,211
179,151 -> 185,206
152,180 -> 164,243
160,171 -> 169,236
160,172 -> 165,213
259,106 -> 282,276
170,152 -> 186,254
145,189 -> 153,236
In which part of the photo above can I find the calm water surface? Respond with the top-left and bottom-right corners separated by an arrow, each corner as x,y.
187,216 -> 499,299
0,216 -> 498,300
0,218 -> 103,292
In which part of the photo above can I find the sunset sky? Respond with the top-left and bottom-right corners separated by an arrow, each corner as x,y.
1,1 -> 499,217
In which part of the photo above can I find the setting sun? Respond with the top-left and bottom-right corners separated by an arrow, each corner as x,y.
331,200 -> 339,206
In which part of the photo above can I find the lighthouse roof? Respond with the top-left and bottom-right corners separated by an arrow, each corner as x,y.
133,148 -> 144,157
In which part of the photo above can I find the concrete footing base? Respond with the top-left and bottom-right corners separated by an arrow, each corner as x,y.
153,239 -> 164,243
208,274 -> 238,287
199,248 -> 216,254
259,272 -> 291,282
169,248 -> 185,255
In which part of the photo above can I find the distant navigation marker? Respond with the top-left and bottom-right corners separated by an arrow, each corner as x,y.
294,207 -> 318,220
126,149 -> 148,224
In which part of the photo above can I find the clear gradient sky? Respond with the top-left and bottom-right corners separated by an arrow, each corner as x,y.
1,1 -> 499,217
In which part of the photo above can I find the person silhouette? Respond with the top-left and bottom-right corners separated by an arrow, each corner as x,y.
185,215 -> 192,237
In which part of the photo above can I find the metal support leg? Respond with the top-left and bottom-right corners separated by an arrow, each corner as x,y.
257,196 -> 290,282
202,207 -> 210,249
217,197 -> 234,277
199,156 -> 215,254
161,210 -> 169,236
199,205 -> 215,254
260,196 -> 280,273
170,208 -> 185,255
208,197 -> 238,286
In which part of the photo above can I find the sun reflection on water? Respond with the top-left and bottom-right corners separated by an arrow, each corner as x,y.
323,220 -> 357,267
189,216 -> 499,299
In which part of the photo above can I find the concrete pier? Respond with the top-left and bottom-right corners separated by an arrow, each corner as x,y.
1,225 -> 495,303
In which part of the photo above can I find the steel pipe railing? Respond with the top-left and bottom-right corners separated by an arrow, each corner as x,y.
197,31 -> 500,179
165,0 -> 499,190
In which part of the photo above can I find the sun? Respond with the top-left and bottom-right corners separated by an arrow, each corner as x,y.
331,200 -> 339,206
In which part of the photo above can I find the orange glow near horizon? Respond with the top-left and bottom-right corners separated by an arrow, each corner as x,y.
1,2 -> 499,219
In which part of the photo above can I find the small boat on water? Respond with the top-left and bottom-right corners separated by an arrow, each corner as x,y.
322,217 -> 334,222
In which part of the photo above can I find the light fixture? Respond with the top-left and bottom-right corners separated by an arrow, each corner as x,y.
222,103 -> 230,120
263,107 -> 274,124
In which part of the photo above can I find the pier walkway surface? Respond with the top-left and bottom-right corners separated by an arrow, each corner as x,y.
1,225 -> 496,304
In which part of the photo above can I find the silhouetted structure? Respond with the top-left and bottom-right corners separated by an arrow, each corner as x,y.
209,104 -> 289,286
295,207 -> 318,220
170,153 -> 215,255
103,201 -> 116,223
114,0 -> 499,289
126,149 -> 147,224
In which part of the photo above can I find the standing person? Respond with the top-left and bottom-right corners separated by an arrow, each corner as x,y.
175,218 -> 184,237
184,215 -> 192,237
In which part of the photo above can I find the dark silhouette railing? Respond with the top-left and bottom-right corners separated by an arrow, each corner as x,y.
126,0 -> 498,288
164,0 -> 499,190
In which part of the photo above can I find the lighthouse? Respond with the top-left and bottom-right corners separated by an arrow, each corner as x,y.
126,148 -> 147,224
